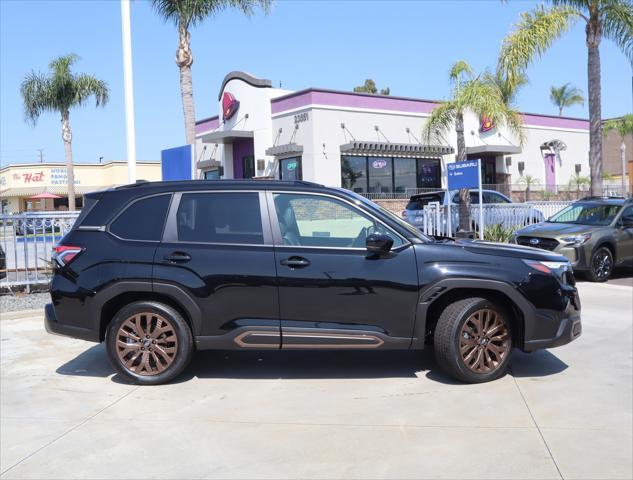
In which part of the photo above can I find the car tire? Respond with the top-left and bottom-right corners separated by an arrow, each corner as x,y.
434,297 -> 513,383
587,246 -> 613,283
106,301 -> 194,385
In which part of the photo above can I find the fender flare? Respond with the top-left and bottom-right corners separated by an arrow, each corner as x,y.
91,281 -> 203,337
411,277 -> 535,350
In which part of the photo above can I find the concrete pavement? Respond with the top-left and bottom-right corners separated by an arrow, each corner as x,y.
1,282 -> 631,479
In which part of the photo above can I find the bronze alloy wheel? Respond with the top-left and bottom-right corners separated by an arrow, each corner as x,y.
459,308 -> 510,374
115,312 -> 178,376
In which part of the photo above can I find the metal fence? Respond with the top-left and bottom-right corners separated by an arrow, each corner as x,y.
362,184 -> 630,202
0,211 -> 79,289
409,201 -> 572,237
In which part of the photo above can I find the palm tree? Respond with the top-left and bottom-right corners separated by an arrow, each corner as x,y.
604,114 -> 633,192
517,174 -> 540,201
499,1 -> 633,198
484,68 -> 528,106
423,61 -> 524,231
21,54 -> 109,211
550,83 -> 585,116
152,0 -> 271,147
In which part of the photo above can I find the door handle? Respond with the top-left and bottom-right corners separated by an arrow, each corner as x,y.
280,256 -> 310,268
163,252 -> 191,263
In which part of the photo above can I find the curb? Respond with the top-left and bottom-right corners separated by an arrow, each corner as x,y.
0,308 -> 44,321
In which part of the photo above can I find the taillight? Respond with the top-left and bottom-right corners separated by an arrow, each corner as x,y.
53,245 -> 83,266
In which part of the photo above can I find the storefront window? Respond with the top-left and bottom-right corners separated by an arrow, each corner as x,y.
204,169 -> 221,180
394,158 -> 417,193
417,159 -> 441,189
279,157 -> 302,181
341,156 -> 441,193
367,157 -> 392,193
341,156 -> 366,193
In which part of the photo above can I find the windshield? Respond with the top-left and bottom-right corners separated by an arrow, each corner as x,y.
341,189 -> 432,242
548,203 -> 622,226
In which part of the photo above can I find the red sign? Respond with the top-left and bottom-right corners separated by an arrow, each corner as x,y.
22,171 -> 45,183
222,92 -> 240,121
480,116 -> 494,133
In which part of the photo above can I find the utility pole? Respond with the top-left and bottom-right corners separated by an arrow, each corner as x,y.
622,143 -> 627,196
120,0 -> 136,184
37,149 -> 44,163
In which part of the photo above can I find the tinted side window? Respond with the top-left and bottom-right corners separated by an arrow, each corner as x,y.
177,192 -> 263,244
273,193 -> 404,248
110,194 -> 171,241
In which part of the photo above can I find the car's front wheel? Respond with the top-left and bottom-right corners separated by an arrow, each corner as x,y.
106,301 -> 193,385
587,246 -> 613,282
434,297 -> 513,383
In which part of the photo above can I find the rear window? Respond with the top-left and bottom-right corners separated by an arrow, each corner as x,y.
72,195 -> 100,227
406,193 -> 443,210
176,192 -> 264,244
110,194 -> 171,241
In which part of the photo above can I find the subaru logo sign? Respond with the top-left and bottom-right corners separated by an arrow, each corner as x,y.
529,238 -> 540,245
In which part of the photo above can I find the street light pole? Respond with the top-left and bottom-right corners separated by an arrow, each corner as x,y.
621,142 -> 627,196
120,0 -> 136,184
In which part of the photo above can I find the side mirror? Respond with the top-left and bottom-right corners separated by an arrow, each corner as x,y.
621,218 -> 633,229
366,233 -> 393,255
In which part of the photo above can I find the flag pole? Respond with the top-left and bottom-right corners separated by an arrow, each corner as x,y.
121,0 -> 136,184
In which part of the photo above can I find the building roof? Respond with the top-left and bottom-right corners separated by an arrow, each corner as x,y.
0,160 -> 160,172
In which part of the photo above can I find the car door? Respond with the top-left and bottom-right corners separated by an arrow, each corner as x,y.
268,191 -> 419,348
154,190 -> 280,347
615,205 -> 633,263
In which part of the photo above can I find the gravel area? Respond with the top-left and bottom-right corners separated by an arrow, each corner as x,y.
0,292 -> 50,314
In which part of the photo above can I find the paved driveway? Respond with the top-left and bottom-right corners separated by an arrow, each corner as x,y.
1,282 -> 631,479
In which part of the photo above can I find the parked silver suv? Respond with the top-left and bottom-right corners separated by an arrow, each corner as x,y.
403,190 -> 544,233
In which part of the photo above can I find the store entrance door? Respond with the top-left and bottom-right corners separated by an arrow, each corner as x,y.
232,138 -> 255,179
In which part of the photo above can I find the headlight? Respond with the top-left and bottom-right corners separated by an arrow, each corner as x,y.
560,233 -> 591,246
523,259 -> 570,275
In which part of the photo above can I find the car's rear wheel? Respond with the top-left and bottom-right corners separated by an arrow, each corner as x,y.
434,297 -> 512,383
106,301 -> 193,385
587,246 -> 613,282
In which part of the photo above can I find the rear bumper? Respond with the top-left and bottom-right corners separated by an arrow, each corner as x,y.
44,303 -> 99,342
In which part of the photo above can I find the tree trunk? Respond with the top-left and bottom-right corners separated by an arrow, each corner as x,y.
455,112 -> 471,231
176,22 -> 197,147
586,20 -> 603,196
559,106 -> 563,116
61,110 -> 76,211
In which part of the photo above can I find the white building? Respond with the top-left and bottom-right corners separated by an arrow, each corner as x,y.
195,71 -> 590,195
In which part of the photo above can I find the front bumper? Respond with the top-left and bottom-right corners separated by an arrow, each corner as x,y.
44,303 -> 99,342
523,310 -> 582,352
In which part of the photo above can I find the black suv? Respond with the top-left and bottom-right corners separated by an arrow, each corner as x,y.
46,180 -> 582,385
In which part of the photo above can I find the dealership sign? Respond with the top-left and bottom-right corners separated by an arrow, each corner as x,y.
446,159 -> 480,190
222,92 -> 240,121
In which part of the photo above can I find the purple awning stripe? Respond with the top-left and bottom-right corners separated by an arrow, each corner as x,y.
521,113 -> 589,130
195,116 -> 220,134
270,89 -> 590,132
271,89 -> 439,115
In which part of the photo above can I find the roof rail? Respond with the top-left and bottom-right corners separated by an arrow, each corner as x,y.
579,195 -> 626,200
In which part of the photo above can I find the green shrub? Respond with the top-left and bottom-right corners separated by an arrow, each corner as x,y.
483,223 -> 516,243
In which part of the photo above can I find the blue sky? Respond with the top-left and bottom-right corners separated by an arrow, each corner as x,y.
1,0 -> 631,166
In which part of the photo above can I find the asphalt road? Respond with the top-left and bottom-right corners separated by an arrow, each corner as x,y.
1,282 -> 631,479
